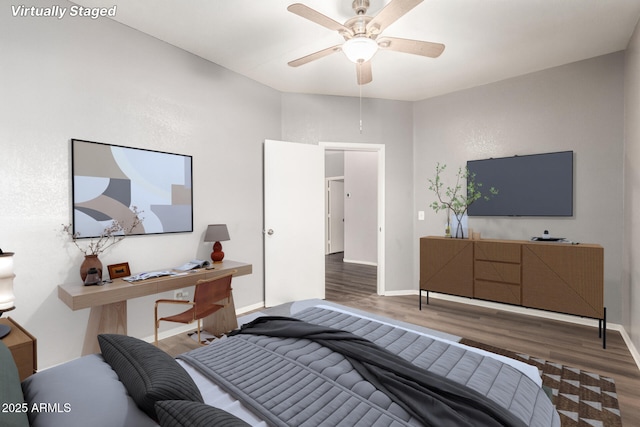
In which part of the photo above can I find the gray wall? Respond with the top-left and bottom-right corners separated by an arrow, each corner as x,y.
623,19 -> 640,356
413,52 -> 625,323
0,0 -> 280,367
325,151 -> 345,177
344,151 -> 378,265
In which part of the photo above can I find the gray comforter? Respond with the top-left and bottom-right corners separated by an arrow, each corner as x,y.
179,306 -> 560,427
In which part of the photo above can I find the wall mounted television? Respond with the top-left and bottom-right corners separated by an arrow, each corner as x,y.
71,139 -> 193,238
467,151 -> 573,217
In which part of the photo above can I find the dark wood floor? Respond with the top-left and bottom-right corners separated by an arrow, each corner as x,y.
161,252 -> 640,425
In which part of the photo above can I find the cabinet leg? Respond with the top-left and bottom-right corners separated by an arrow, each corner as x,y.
419,289 -> 429,310
598,307 -> 607,349
603,307 -> 607,349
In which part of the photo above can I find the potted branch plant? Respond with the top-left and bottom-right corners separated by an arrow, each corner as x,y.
428,163 -> 497,238
62,207 -> 144,281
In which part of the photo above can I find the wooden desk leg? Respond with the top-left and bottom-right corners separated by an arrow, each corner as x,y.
202,293 -> 238,336
82,301 -> 127,355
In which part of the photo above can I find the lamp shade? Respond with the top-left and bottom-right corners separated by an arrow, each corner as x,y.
0,251 -> 16,312
342,36 -> 378,63
204,224 -> 230,242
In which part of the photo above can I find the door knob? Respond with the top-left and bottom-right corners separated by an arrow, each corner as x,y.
267,229 -> 274,235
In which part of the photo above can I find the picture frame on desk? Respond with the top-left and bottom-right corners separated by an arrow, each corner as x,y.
108,262 -> 130,280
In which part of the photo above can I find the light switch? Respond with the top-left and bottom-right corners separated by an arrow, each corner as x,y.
418,211 -> 425,221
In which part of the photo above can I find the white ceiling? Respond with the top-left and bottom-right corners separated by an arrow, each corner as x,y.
74,0 -> 640,101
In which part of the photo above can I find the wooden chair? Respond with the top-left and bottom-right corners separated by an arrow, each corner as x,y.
154,270 -> 236,346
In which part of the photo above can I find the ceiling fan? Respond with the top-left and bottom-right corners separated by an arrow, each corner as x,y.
287,0 -> 445,85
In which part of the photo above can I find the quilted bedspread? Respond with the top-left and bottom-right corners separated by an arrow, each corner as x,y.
179,306 -> 560,427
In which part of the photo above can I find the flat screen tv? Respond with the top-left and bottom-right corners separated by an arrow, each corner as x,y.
467,151 -> 573,217
72,139 -> 193,238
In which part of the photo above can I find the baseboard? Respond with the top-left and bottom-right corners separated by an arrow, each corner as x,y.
143,323 -> 195,344
236,301 -> 265,315
343,259 -> 377,267
426,292 -> 606,328
618,326 -> 640,371
389,289 -> 640,371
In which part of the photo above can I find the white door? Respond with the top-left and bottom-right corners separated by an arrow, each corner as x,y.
264,140 -> 325,306
327,179 -> 344,254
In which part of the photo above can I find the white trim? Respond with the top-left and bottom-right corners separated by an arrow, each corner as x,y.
392,289 -> 640,371
618,326 -> 640,370
427,292 -> 604,327
343,258 -> 377,267
236,301 -> 266,315
143,323 -> 196,344
320,142 -> 385,296
409,290 -> 640,370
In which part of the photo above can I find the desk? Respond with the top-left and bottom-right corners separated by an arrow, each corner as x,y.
58,260 -> 252,355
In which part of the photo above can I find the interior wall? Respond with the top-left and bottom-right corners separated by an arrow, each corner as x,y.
0,0 -> 281,368
325,151 -> 344,177
344,151 -> 378,265
413,52 -> 625,323
623,18 -> 640,353
281,94 -> 414,293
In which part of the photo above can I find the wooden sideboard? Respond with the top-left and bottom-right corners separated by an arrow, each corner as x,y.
419,236 -> 606,347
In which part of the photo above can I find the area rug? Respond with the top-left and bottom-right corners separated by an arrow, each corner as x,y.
460,339 -> 622,427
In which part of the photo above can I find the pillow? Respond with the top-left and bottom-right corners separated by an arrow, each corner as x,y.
21,354 -> 157,427
0,341 -> 29,427
155,400 -> 250,427
98,334 -> 203,419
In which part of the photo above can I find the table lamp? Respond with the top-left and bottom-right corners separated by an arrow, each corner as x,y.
0,249 -> 16,339
205,224 -> 230,263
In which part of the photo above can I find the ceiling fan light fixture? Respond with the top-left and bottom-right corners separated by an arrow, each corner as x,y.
342,37 -> 378,63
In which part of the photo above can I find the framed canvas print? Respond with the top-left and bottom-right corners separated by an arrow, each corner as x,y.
71,139 -> 193,238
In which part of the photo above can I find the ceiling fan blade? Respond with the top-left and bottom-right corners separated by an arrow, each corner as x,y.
288,45 -> 342,67
356,61 -> 372,85
378,36 -> 445,58
366,0 -> 423,35
288,3 -> 353,36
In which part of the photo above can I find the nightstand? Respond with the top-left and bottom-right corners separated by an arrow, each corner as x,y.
0,317 -> 37,381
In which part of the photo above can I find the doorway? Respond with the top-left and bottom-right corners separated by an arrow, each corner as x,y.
320,142 -> 385,295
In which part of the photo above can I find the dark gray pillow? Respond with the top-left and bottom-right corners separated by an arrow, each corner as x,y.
155,400 -> 250,427
98,334 -> 203,419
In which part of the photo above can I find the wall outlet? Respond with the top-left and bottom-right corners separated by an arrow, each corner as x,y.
174,289 -> 189,300
418,211 -> 425,221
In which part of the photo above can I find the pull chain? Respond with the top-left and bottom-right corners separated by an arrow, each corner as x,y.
358,64 -> 363,134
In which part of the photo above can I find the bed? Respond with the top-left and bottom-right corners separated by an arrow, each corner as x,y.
2,300 -> 560,427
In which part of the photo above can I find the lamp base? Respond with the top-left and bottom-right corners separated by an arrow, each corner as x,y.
0,324 -> 11,339
210,241 -> 225,264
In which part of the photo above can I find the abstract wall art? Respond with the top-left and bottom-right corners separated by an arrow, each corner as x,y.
71,139 -> 193,238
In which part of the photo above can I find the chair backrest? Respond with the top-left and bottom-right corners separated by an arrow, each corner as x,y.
192,272 -> 234,319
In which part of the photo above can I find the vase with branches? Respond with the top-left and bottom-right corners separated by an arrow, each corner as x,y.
428,163 -> 497,238
62,207 -> 144,280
